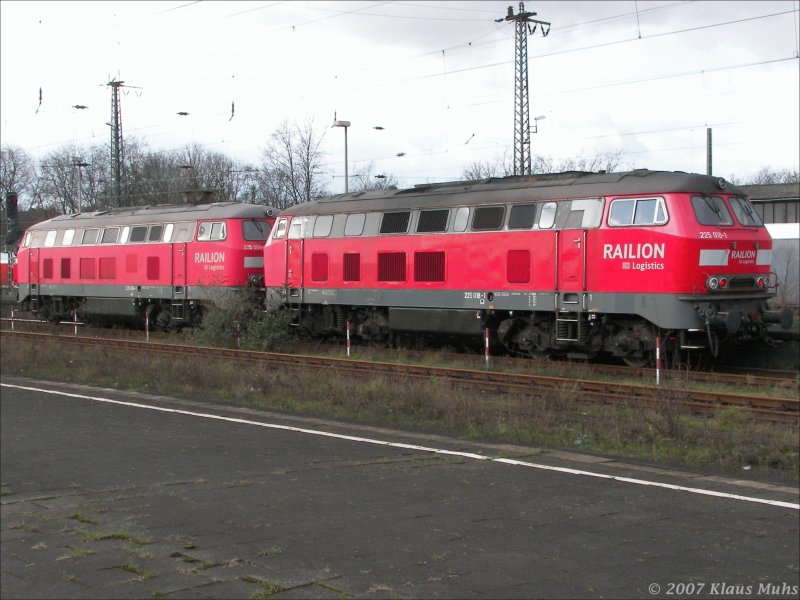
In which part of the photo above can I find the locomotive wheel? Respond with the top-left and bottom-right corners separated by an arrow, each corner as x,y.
622,353 -> 653,368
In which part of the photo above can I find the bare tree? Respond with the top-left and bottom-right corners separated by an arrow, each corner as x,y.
544,150 -> 624,174
1,145 -> 36,208
35,145 -> 98,214
747,167 -> 800,185
462,152 -> 513,181
350,162 -> 399,192
258,119 -> 330,209
462,149 -> 624,181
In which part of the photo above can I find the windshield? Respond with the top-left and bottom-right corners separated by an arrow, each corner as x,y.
691,195 -> 733,226
728,197 -> 763,227
242,219 -> 269,241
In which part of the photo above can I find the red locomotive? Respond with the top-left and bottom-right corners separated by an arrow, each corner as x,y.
263,169 -> 792,365
15,196 -> 278,328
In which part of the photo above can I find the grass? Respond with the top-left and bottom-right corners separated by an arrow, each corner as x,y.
57,546 -> 96,561
115,561 -> 155,580
1,333 -> 798,482
69,526 -> 151,545
240,575 -> 286,599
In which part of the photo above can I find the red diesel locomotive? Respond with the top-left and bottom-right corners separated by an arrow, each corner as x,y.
15,199 -> 278,328
263,169 -> 791,365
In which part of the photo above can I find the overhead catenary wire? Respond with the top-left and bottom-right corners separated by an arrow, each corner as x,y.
6,2 -> 798,183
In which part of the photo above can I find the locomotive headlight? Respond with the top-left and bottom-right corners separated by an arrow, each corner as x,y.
719,277 -> 728,289
707,277 -> 719,290
756,276 -> 766,288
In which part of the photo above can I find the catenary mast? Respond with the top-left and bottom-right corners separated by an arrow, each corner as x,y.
497,3 -> 550,176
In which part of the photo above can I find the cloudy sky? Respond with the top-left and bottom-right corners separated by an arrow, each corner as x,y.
1,0 -> 798,193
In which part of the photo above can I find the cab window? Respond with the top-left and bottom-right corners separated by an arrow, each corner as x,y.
691,195 -> 733,226
243,220 -> 268,241
729,197 -> 763,227
609,197 -> 667,226
272,218 -> 288,239
198,221 -> 226,241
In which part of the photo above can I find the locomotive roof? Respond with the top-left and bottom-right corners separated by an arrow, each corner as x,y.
26,202 -> 278,231
285,169 -> 742,216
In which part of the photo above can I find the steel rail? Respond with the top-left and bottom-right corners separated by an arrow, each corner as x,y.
3,331 -> 797,421
2,318 -> 798,389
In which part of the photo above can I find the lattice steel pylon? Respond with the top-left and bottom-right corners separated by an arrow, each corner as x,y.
108,80 -> 124,207
497,3 -> 550,176
106,79 -> 141,207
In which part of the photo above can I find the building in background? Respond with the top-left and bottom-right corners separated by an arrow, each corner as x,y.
741,183 -> 800,308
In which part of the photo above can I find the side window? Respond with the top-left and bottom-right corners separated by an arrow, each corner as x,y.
273,218 -> 288,239
23,232 -> 31,247
380,212 -> 410,234
610,198 -> 668,226
101,227 -> 119,243
174,225 -> 192,242
417,209 -> 449,233
691,195 -> 733,226
82,229 -> 99,244
44,230 -> 57,247
313,215 -> 334,237
564,210 -> 584,229
453,207 -> 469,232
633,199 -> 664,225
568,198 -> 605,228
538,202 -> 557,229
120,227 -> 130,244
471,206 -> 505,231
211,222 -> 226,240
62,229 -> 76,245
164,223 -> 175,242
148,225 -> 163,242
197,222 -> 224,241
609,199 -> 635,226
288,220 -> 302,240
508,204 -> 537,230
345,213 -> 366,236
129,226 -> 147,243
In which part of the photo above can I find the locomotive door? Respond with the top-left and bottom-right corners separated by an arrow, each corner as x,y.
285,238 -> 304,300
28,248 -> 40,310
28,248 -> 40,285
556,229 -> 587,293
171,243 -> 187,320
172,243 -> 187,288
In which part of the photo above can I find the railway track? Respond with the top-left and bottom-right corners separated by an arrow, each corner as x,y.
3,317 -> 798,389
2,329 -> 798,422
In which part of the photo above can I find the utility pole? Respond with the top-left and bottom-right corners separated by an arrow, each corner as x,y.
497,2 -> 550,176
